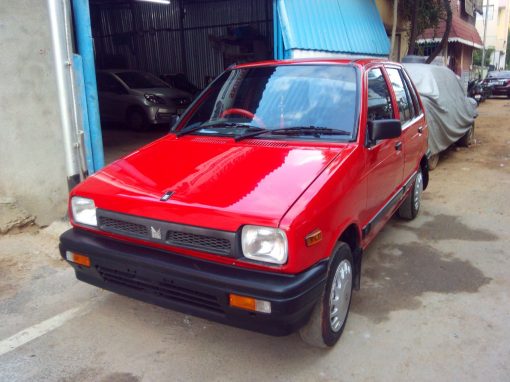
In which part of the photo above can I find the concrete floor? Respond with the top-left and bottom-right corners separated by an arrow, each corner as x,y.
102,124 -> 167,165
1,99 -> 509,381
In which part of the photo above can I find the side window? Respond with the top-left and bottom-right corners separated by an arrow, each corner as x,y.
387,68 -> 413,124
402,71 -> 422,116
97,73 -> 124,93
367,68 -> 394,121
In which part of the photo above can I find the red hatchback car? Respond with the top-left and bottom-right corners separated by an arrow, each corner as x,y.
60,59 -> 430,347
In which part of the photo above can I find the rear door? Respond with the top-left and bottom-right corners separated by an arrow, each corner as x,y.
385,66 -> 425,181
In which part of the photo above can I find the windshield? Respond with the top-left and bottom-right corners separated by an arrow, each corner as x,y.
115,71 -> 169,89
179,65 -> 359,140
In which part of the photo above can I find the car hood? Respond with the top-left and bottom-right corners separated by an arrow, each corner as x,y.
76,135 -> 346,231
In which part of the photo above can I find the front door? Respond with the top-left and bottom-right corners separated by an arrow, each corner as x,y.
364,67 -> 404,238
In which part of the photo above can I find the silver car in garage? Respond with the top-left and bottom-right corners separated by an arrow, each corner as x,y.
96,69 -> 192,130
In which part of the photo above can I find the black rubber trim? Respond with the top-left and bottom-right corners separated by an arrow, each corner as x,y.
362,171 -> 417,238
60,228 -> 328,336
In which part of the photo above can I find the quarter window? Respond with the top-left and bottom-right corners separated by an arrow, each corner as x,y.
367,68 -> 394,121
402,71 -> 422,116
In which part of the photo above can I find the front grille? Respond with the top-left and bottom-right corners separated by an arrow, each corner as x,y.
97,265 -> 224,313
166,231 -> 231,255
98,216 -> 148,238
96,210 -> 237,257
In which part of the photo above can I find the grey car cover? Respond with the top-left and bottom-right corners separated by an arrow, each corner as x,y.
403,64 -> 477,155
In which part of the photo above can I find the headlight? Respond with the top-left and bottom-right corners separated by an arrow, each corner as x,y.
241,225 -> 288,265
144,94 -> 166,105
71,197 -> 97,227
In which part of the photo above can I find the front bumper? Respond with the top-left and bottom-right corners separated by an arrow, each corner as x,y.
59,229 -> 327,336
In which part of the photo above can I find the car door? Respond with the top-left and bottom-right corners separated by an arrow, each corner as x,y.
363,67 -> 404,236
386,66 -> 426,180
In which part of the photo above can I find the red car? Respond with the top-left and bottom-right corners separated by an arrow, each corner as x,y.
60,59 -> 430,347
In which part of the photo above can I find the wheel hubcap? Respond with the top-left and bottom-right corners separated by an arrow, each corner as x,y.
414,172 -> 423,211
329,260 -> 352,332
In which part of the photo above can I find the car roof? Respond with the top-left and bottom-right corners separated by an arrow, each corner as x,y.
232,58 -> 395,70
98,69 -> 146,74
487,71 -> 510,78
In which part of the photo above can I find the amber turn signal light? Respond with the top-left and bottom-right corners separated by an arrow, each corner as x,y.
229,294 -> 271,313
65,251 -> 91,268
305,229 -> 323,247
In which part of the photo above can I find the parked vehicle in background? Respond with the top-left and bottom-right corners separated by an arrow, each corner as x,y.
468,78 -> 492,104
484,71 -> 510,98
160,73 -> 201,98
97,70 -> 192,130
60,59 -> 429,348
404,63 -> 477,170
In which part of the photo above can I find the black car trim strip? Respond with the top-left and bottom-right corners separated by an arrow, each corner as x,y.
362,171 -> 418,239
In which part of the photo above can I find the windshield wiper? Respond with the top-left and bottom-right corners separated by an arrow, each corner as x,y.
235,126 -> 351,141
176,122 -> 262,138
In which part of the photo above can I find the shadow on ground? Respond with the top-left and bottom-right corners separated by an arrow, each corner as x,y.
351,242 -> 492,323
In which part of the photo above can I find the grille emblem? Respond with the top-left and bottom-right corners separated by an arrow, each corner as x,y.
150,226 -> 162,240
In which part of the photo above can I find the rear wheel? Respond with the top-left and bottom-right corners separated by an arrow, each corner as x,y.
299,243 -> 353,348
458,124 -> 475,147
398,168 -> 423,220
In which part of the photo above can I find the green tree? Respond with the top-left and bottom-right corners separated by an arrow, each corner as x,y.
399,0 -> 452,63
473,47 -> 495,67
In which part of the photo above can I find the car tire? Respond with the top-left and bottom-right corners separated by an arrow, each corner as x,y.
299,243 -> 353,348
428,154 -> 439,171
126,108 -> 148,131
458,124 -> 475,147
398,168 -> 423,220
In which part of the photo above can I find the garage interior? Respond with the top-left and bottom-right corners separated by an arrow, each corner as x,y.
88,0 -> 274,164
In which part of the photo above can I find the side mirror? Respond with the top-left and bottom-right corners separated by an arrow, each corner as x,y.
169,114 -> 180,132
368,119 -> 402,143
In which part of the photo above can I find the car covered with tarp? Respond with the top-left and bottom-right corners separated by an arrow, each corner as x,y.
404,63 -> 477,168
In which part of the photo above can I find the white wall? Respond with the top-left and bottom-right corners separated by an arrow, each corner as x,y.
0,0 -> 68,225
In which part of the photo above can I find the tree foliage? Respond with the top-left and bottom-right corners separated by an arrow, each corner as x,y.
473,47 -> 495,67
399,0 -> 445,40
506,29 -> 510,69
399,0 -> 451,61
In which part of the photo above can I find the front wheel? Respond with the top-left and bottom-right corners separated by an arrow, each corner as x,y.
126,109 -> 148,131
299,243 -> 353,348
398,168 -> 423,220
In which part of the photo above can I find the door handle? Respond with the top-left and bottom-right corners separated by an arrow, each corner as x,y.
418,126 -> 424,134
395,141 -> 402,151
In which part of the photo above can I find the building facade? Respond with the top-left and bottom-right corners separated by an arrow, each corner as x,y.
476,0 -> 510,70
1,0 -> 394,225
417,0 -> 484,76
375,0 -> 410,61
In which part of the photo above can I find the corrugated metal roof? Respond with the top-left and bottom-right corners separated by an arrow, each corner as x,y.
276,0 -> 390,57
